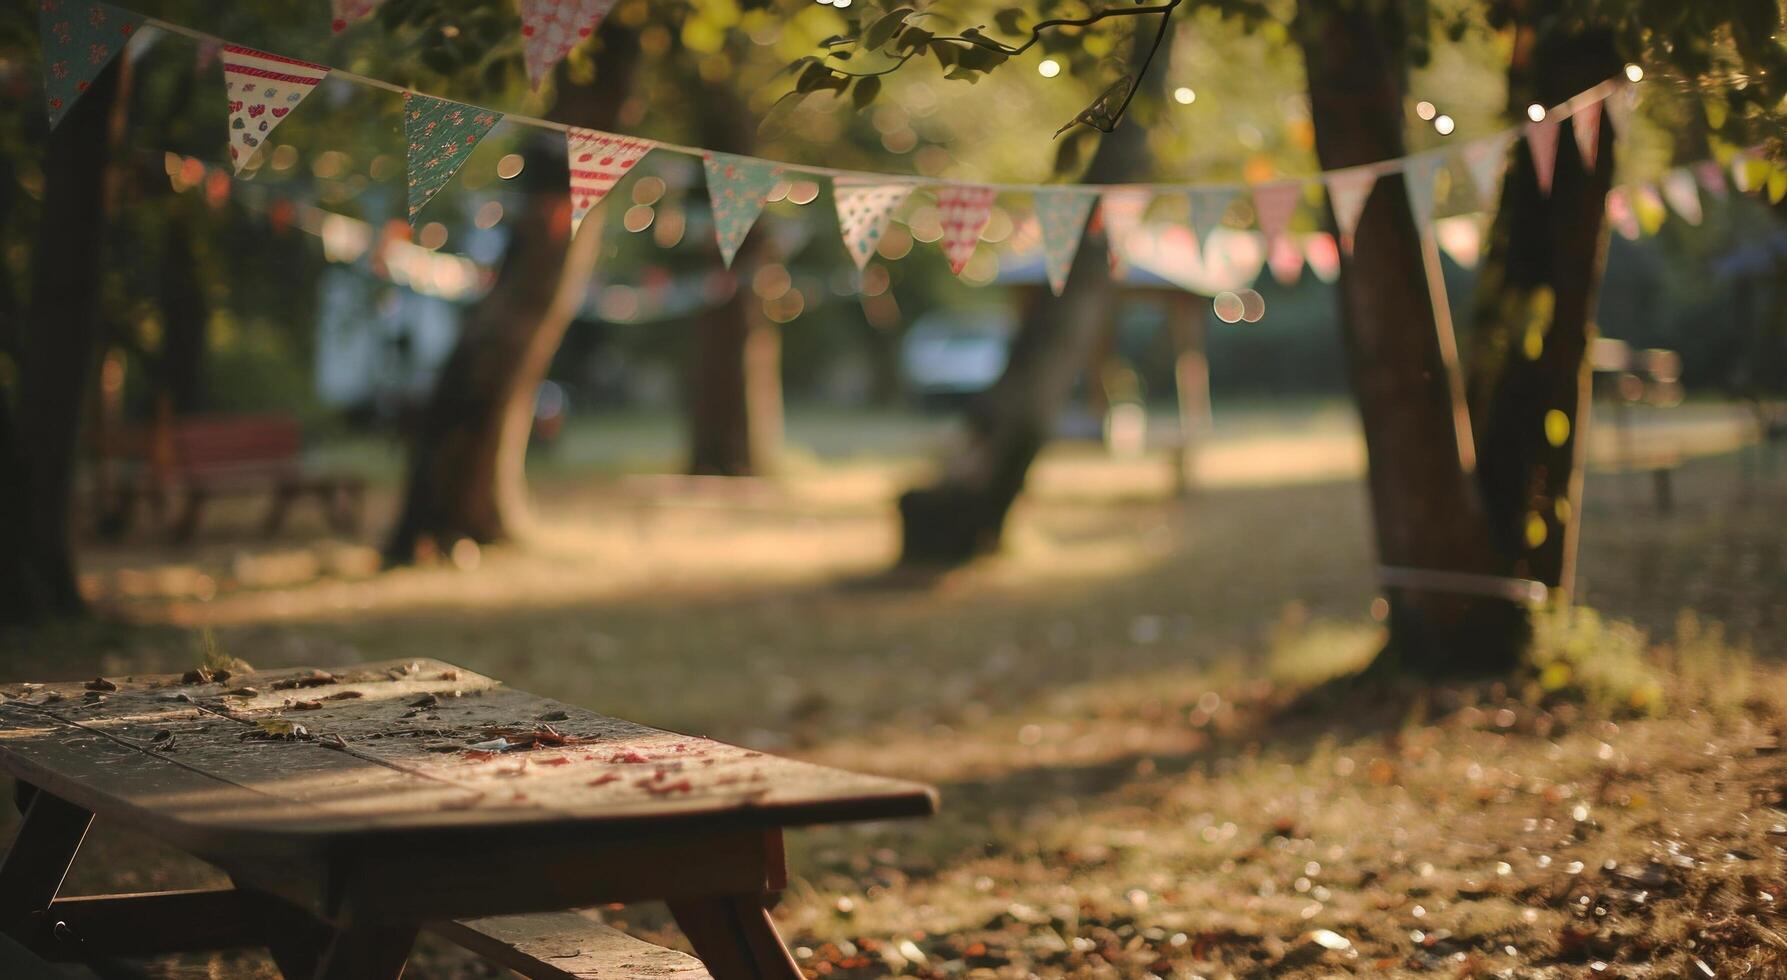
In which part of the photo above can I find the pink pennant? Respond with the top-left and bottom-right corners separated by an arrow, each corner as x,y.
332,0 -> 388,33
1099,189 -> 1150,265
566,128 -> 652,232
1525,118 -> 1561,196
520,0 -> 619,90
1322,166 -> 1376,252
1605,187 -> 1639,241
935,185 -> 996,275
1266,233 -> 1304,286
1693,160 -> 1728,199
1251,180 -> 1302,249
1571,100 -> 1603,172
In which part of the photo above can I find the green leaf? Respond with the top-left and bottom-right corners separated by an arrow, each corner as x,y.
853,74 -> 882,109
896,25 -> 933,52
864,8 -> 912,50
993,8 -> 1025,34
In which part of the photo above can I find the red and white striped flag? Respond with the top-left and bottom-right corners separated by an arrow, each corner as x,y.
566,128 -> 653,232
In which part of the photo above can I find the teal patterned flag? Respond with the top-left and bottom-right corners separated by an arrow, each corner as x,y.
702,152 -> 782,267
1032,189 -> 1095,296
404,92 -> 502,223
1186,187 -> 1239,252
38,1 -> 142,128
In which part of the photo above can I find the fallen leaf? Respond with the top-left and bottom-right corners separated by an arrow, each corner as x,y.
85,677 -> 118,692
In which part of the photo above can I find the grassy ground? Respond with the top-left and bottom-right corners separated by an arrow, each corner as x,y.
2,404 -> 1784,977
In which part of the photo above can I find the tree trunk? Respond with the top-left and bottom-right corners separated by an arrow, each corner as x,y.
160,200 -> 209,414
384,29 -> 639,563
897,21 -> 1174,566
1466,26 -> 1620,595
687,82 -> 779,477
0,58 -> 127,624
1300,4 -> 1529,675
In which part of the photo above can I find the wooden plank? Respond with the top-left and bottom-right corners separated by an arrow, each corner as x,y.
430,912 -> 712,980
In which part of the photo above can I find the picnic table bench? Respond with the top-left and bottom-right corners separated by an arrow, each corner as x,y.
0,659 -> 937,978
106,414 -> 365,542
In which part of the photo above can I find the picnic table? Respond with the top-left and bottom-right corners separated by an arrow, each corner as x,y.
0,659 -> 937,978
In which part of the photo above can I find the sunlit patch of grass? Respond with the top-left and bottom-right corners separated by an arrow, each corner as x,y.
1524,605 -> 1665,717
1264,602 -> 1383,687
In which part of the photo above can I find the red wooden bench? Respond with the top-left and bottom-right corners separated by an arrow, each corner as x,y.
110,415 -> 364,542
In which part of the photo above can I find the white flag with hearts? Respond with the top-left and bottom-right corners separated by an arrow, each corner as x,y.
1571,99 -> 1603,172
221,46 -> 328,173
1322,166 -> 1377,253
567,128 -> 653,232
835,183 -> 913,270
1659,169 -> 1703,226
935,185 -> 997,276
520,0 -> 620,90
1525,117 -> 1561,196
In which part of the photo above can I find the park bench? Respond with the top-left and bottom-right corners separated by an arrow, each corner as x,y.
0,659 -> 936,978
108,414 -> 365,542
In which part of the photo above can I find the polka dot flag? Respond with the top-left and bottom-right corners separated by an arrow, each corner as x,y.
404,93 -> 503,224
567,128 -> 654,232
37,0 -> 141,129
935,185 -> 997,276
834,183 -> 912,270
520,0 -> 620,91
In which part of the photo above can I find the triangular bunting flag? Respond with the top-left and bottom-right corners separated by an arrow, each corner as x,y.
1402,152 -> 1445,231
1322,166 -> 1376,253
702,151 -> 782,267
1460,134 -> 1513,208
519,0 -> 620,91
1525,118 -> 1561,195
332,0 -> 389,32
1604,83 -> 1638,141
1250,180 -> 1302,250
1571,100 -> 1603,173
1605,187 -> 1640,241
1099,189 -> 1150,265
1187,187 -> 1239,251
221,46 -> 329,174
1032,188 -> 1096,295
1692,159 -> 1728,199
38,1 -> 141,128
566,128 -> 653,232
834,182 -> 912,270
1303,233 -> 1340,284
934,185 -> 997,276
1435,216 -> 1484,269
1634,183 -> 1668,233
1266,233 -> 1304,286
1659,169 -> 1703,226
403,93 -> 502,223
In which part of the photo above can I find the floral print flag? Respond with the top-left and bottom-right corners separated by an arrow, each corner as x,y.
38,1 -> 141,128
520,0 -> 620,90
702,152 -> 782,267
221,46 -> 329,174
834,183 -> 913,270
404,93 -> 502,223
935,185 -> 997,276
1033,188 -> 1095,295
567,128 -> 653,232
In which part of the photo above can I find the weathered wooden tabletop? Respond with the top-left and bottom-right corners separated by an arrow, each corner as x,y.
0,658 -> 936,861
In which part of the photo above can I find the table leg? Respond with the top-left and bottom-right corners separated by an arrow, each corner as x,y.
0,787 -> 93,937
668,895 -> 802,980
308,923 -> 418,980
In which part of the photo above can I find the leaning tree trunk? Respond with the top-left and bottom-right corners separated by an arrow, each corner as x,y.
1466,26 -> 1620,595
384,28 -> 640,563
0,58 -> 127,624
1300,3 -> 1530,675
687,80 -> 779,477
897,20 -> 1174,566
